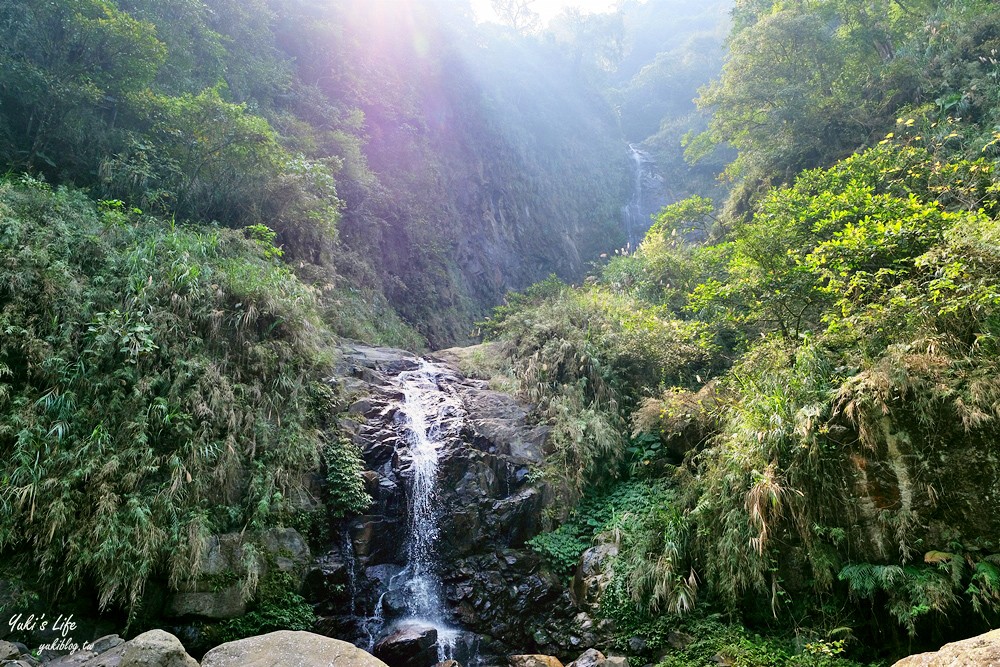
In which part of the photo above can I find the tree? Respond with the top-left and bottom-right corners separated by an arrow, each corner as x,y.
549,8 -> 624,82
491,0 -> 539,33
0,0 -> 166,175
694,1 -> 923,185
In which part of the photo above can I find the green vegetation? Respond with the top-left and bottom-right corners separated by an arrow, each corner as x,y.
481,277 -> 713,508
528,480 -> 673,581
5,0 -> 1000,662
493,132 -> 1000,659
203,571 -> 317,646
0,0 -> 632,348
694,0 -> 1000,209
0,0 -> 696,640
484,2 -> 1000,661
653,620 -> 873,667
0,178 -> 368,614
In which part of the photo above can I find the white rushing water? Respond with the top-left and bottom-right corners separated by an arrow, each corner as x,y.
371,361 -> 465,661
621,143 -> 647,250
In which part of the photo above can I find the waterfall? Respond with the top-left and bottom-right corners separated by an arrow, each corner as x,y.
367,360 -> 465,661
397,362 -> 452,621
621,143 -> 647,251
342,528 -> 360,615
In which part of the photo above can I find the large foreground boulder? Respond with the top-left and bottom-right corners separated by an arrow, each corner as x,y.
892,629 -> 1000,666
119,630 -> 198,667
201,631 -> 388,667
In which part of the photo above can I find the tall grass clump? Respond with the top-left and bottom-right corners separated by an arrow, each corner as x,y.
481,276 -> 713,509
0,178 -> 367,615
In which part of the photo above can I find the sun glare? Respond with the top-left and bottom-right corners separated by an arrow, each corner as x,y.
470,0 -> 621,27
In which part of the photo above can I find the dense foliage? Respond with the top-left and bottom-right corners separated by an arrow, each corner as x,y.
9,0 -> 1000,663
0,179 -> 368,614
0,0 -> 639,348
484,2 -> 1000,662
694,0 -> 1000,207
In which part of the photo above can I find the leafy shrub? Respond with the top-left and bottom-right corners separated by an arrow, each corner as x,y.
603,614 -> 876,667
840,553 -> 1000,635
205,571 -> 317,645
323,437 -> 371,520
482,277 -> 713,506
529,480 -> 673,581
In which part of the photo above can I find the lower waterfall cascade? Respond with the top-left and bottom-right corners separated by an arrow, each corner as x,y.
356,360 -> 477,664
310,344 -> 594,667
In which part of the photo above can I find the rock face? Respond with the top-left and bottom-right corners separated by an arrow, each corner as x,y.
310,344 -> 583,660
166,527 -> 311,620
891,629 -> 1000,666
201,630 -> 389,667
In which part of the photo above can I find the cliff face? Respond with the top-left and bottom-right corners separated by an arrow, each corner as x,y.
332,14 -> 630,346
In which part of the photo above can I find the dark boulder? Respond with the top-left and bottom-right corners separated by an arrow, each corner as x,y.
374,623 -> 440,667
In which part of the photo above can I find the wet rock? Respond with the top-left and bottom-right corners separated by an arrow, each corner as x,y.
329,349 -> 567,655
304,552 -> 350,601
432,661 -> 461,667
509,655 -> 564,667
118,630 -> 197,667
350,399 -> 376,416
361,470 -> 381,496
570,543 -> 618,610
438,509 -> 483,558
891,628 -> 1000,666
0,642 -> 19,660
363,441 -> 396,467
488,487 -> 545,547
373,623 -> 439,667
202,630 -> 389,667
366,564 -> 404,589
340,344 -> 421,375
381,588 -> 409,617
566,648 -> 605,667
349,516 -> 404,565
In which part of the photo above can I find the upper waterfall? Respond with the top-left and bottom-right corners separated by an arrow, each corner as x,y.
622,144 -> 650,250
